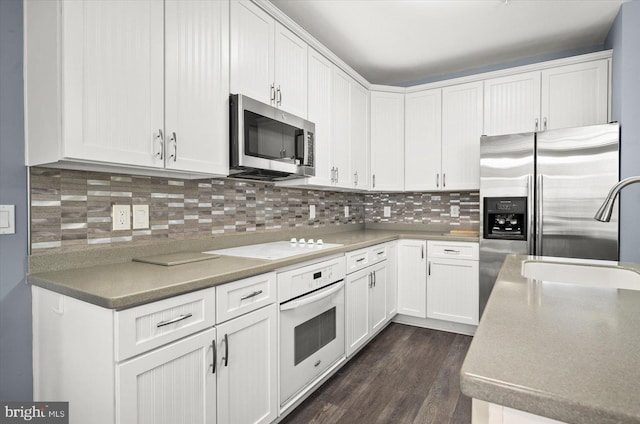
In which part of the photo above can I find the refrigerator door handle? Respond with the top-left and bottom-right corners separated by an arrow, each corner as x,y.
536,174 -> 544,256
527,174 -> 535,254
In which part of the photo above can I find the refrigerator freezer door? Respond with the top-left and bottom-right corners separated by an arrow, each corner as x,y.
536,123 -> 619,260
479,132 -> 534,316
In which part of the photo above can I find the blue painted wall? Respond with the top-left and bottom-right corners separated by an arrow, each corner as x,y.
605,0 -> 640,263
0,0 -> 31,400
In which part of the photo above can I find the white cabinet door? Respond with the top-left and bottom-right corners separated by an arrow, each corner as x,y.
386,242 -> 398,321
541,60 -> 609,131
370,91 -> 405,191
397,240 -> 427,318
274,22 -> 308,117
346,267 -> 371,357
350,81 -> 370,190
484,71 -> 541,136
230,0 -> 274,105
331,67 -> 352,188
370,262 -> 387,334
441,81 -> 483,191
117,328 -> 216,424
307,48 -> 333,187
427,257 -> 479,326
62,0 -> 164,168
216,304 -> 278,424
405,89 -> 442,191
165,0 -> 229,175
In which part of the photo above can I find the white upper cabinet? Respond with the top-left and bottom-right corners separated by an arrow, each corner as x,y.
484,59 -> 609,135
231,0 -> 307,118
405,89 -> 442,191
306,48 -> 334,187
331,67 -> 353,188
484,71 -> 541,136
441,81 -> 484,191
370,91 -> 405,191
541,60 -> 609,131
25,0 -> 229,177
164,0 -> 229,175
350,82 -> 370,190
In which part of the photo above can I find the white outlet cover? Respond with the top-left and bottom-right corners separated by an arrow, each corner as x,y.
0,205 -> 15,234
133,205 -> 149,229
450,205 -> 460,218
112,205 -> 131,231
383,206 -> 391,217
344,206 -> 349,217
309,204 -> 316,220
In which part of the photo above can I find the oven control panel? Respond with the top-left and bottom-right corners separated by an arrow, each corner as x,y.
277,256 -> 346,303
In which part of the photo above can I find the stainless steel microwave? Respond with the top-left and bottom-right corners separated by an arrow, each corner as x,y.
230,94 -> 315,181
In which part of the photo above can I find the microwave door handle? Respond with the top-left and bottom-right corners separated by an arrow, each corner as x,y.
280,281 -> 344,311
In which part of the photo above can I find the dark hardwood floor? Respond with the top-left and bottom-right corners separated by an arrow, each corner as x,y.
281,323 -> 473,424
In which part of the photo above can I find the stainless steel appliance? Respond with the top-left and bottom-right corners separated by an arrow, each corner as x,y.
278,256 -> 346,409
479,123 -> 620,314
230,94 -> 315,181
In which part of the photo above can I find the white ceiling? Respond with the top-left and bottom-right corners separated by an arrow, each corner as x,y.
270,0 -> 628,86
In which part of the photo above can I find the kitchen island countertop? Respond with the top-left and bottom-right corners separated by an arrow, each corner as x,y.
28,228 -> 477,310
461,254 -> 640,424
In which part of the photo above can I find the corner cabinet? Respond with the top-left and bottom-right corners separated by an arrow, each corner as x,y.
484,59 -> 609,136
24,0 -> 229,177
230,0 -> 307,118
370,91 -> 405,191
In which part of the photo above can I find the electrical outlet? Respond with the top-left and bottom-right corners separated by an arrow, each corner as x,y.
344,206 -> 349,217
309,204 -> 316,220
450,205 -> 460,218
133,204 -> 149,229
112,205 -> 131,231
383,206 -> 391,217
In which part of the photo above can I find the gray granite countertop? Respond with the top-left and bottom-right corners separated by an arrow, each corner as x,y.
460,254 -> 640,424
28,228 -> 477,310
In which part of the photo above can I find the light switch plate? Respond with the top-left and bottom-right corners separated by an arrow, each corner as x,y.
0,205 -> 15,235
133,205 -> 149,229
383,206 -> 391,217
309,204 -> 316,220
344,206 -> 349,218
112,205 -> 131,230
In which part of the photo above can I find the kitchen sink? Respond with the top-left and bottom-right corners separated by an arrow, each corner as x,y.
522,258 -> 640,291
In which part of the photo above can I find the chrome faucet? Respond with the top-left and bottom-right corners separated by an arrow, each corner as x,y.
594,176 -> 640,222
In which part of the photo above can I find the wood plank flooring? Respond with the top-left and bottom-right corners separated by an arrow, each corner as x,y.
281,323 -> 473,424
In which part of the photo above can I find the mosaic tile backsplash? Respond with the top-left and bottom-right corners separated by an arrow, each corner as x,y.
29,167 -> 479,253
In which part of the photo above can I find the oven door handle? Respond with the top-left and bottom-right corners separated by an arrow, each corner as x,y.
280,281 -> 344,311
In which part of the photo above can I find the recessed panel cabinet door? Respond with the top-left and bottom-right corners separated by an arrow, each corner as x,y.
230,0 -> 274,105
369,262 -> 388,334
216,304 -> 278,424
117,328 -> 216,424
346,268 -> 371,357
484,71 -> 541,136
427,257 -> 479,326
307,48 -> 333,187
397,240 -> 427,318
350,82 -> 370,189
541,60 -> 609,131
441,81 -> 483,191
370,91 -> 405,191
405,89 -> 442,191
164,0 -> 229,175
62,0 -> 164,168
274,22 -> 308,117
331,67 -> 352,188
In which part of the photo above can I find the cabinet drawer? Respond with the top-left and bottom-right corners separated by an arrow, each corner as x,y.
216,272 -> 276,323
427,241 -> 479,260
368,244 -> 388,263
115,287 -> 216,361
346,248 -> 370,273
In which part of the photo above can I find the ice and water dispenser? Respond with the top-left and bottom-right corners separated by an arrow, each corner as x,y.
483,197 -> 527,240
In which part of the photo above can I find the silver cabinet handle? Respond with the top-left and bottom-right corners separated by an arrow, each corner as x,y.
369,272 -> 373,288
240,290 -> 263,301
428,261 -> 431,276
354,170 -> 358,186
270,84 -> 276,103
211,339 -> 216,374
314,360 -> 322,367
155,129 -> 164,160
436,173 -> 440,188
444,249 -> 460,254
223,333 -> 229,367
421,245 -> 424,259
277,85 -> 282,106
156,313 -> 192,328
336,167 -> 339,183
372,174 -> 376,189
443,173 -> 446,188
169,132 -> 177,162
356,257 -> 366,263
543,117 -> 548,131
535,118 -> 539,131
373,270 -> 376,287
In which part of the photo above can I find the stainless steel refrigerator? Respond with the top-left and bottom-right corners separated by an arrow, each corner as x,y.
479,123 -> 619,314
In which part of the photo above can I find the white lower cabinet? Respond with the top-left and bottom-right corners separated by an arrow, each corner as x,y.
117,328 -> 217,424
345,244 -> 391,357
397,239 -> 427,318
216,304 -> 278,424
426,241 -> 479,326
